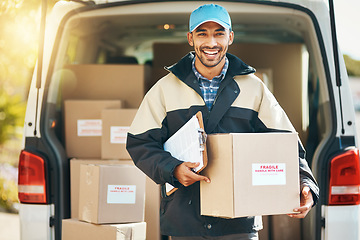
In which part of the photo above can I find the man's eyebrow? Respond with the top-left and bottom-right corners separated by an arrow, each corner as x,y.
195,27 -> 225,33
195,28 -> 207,33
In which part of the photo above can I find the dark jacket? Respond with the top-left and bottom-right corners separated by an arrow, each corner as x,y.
126,52 -> 320,237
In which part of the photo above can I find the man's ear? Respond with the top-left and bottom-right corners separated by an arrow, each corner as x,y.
187,32 -> 194,46
229,31 -> 234,45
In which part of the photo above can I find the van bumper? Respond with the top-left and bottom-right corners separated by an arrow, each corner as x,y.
322,205 -> 360,240
19,203 -> 54,240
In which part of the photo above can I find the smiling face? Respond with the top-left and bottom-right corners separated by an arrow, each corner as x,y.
187,21 -> 234,77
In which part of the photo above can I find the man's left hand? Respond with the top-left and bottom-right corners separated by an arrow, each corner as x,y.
288,186 -> 313,218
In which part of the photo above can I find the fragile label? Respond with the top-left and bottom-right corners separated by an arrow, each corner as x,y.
252,163 -> 286,186
110,126 -> 130,144
107,185 -> 136,204
77,119 -> 102,136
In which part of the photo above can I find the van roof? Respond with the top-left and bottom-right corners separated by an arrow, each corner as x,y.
85,0 -> 328,9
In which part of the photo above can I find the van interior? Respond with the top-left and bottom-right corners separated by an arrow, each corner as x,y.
46,2 -> 330,240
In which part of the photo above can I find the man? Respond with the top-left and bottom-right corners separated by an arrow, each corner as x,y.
127,4 -> 319,240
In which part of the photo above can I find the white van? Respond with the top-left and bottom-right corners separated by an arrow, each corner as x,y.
17,0 -> 360,240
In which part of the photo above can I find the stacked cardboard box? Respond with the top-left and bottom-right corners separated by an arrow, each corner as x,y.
64,163 -> 147,240
78,163 -> 146,224
101,109 -> 138,160
62,218 -> 146,240
62,64 -> 150,108
64,100 -> 123,159
63,64 -> 161,240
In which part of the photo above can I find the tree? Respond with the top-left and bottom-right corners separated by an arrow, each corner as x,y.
344,55 -> 360,77
0,0 -> 57,144
0,0 -> 57,212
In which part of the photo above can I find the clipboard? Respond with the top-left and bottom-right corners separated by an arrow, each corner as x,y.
163,111 -> 208,196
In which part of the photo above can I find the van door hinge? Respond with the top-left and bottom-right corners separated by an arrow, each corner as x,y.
49,216 -> 55,227
321,217 -> 326,228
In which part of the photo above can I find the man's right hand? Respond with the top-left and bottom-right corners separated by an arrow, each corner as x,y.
173,162 -> 210,187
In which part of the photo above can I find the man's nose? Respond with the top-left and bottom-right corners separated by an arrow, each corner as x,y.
205,36 -> 217,47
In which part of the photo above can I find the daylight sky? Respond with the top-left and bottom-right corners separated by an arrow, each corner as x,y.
334,0 -> 360,60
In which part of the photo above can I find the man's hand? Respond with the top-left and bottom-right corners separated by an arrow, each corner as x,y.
173,162 -> 210,187
288,186 -> 314,218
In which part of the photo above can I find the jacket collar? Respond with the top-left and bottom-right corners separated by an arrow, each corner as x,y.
165,52 -> 256,82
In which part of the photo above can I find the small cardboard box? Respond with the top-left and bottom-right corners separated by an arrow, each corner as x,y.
65,100 -> 122,158
201,132 -> 300,218
70,159 -> 161,240
70,159 -> 133,219
78,164 -> 146,224
101,109 -> 138,160
62,219 -> 146,240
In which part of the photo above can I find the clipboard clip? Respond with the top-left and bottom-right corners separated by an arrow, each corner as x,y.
197,128 -> 207,151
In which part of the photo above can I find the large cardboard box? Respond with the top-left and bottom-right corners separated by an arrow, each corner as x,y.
65,100 -> 122,158
101,109 -> 138,160
62,219 -> 146,240
62,64 -> 150,108
200,132 -> 300,218
70,159 -> 161,240
78,163 -> 146,224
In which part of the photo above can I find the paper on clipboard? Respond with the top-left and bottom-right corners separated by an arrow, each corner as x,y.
163,111 -> 208,196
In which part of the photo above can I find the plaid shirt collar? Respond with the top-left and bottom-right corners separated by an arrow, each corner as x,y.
192,57 -> 229,82
192,57 -> 229,110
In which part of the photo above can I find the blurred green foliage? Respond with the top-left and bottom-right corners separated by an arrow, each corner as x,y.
0,0 -> 56,143
0,165 -> 19,213
0,0 -> 56,212
0,90 -> 25,145
344,55 -> 360,77
0,178 -> 18,212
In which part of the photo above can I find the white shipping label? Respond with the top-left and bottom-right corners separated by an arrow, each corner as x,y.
110,126 -> 130,144
252,163 -> 286,186
107,185 -> 136,204
77,119 -> 102,136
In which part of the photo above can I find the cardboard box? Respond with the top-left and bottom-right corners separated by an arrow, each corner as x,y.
65,100 -> 122,158
200,132 -> 300,218
62,219 -> 146,240
70,159 -> 132,218
101,109 -> 138,160
71,159 -> 161,240
78,163 -> 146,224
62,64 -> 150,108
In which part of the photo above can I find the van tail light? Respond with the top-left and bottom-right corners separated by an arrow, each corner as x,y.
329,148 -> 360,205
18,150 -> 47,204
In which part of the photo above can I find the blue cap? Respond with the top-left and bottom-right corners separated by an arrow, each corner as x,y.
189,4 -> 232,32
